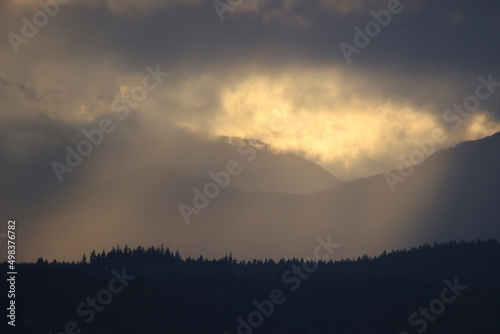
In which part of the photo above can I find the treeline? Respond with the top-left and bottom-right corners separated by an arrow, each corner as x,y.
5,239 -> 500,333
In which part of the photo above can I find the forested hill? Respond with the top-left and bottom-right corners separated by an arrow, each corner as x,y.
7,239 -> 500,333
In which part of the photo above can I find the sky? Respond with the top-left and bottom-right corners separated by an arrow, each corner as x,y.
1,0 -> 500,181
2,0 -> 500,262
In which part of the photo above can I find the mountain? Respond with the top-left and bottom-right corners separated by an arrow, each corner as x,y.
0,133 -> 341,212
164,138 -> 342,194
11,132 -> 500,262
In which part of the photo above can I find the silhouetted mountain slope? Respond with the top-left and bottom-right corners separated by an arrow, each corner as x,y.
310,131 -> 500,252
406,131 -> 500,242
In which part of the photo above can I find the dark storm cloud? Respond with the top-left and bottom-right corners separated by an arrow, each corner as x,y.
55,1 -> 499,67
7,0 -> 495,115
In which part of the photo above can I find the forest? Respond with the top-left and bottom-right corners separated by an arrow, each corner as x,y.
5,239 -> 500,334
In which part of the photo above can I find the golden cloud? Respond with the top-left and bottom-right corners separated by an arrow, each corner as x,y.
176,68 -> 500,179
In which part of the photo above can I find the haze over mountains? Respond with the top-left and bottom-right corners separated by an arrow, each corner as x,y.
7,130 -> 500,263
3,1 -> 500,332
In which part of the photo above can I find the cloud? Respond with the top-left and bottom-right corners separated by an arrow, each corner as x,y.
1,0 -> 500,180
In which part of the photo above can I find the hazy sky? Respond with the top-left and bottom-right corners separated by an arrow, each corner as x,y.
2,0 -> 500,180
3,0 -> 500,263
